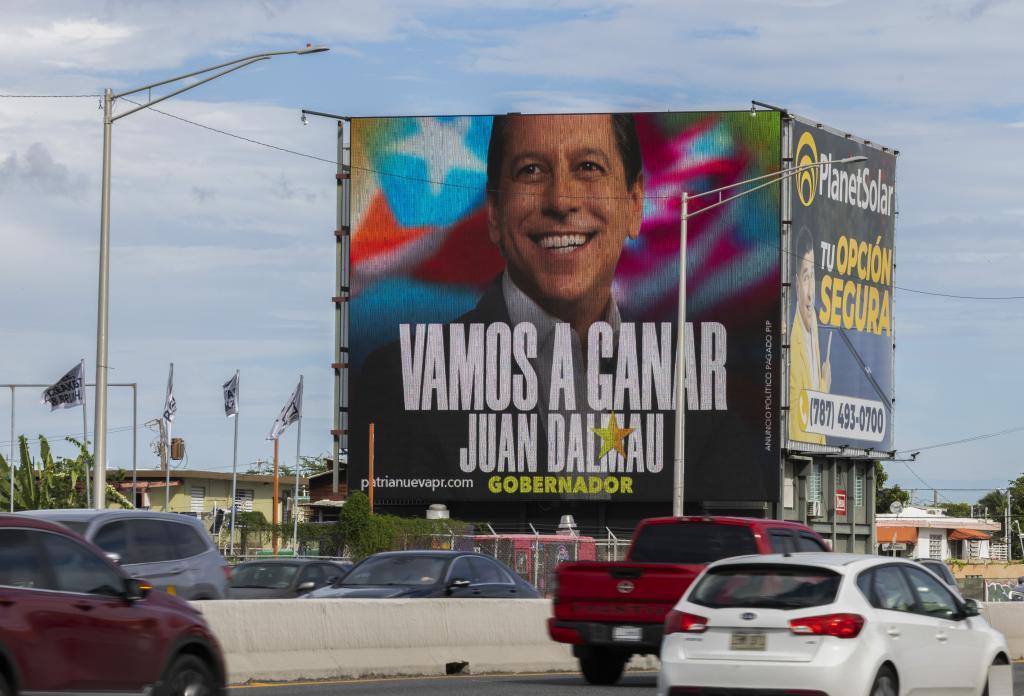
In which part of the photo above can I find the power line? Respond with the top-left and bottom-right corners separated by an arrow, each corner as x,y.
0,423 -> 141,450
893,286 -> 1024,301
896,424 -> 1024,455
121,97 -> 336,165
901,461 -> 954,504
0,93 -> 100,98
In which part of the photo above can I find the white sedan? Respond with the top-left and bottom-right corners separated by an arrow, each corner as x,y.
657,553 -> 1009,696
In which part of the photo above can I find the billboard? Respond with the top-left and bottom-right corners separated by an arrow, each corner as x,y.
348,111 -> 782,503
787,121 -> 896,451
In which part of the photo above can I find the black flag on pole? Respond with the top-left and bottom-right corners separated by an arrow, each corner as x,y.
40,363 -> 85,411
223,373 -> 239,417
267,378 -> 302,441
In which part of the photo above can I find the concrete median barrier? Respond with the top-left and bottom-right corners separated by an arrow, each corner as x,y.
981,602 -> 1024,660
195,599 -> 1022,684
194,598 -> 580,684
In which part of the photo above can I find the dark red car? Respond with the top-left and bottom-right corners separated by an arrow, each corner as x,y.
0,514 -> 225,695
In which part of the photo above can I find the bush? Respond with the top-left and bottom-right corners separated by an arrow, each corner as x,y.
337,492 -> 473,560
235,510 -> 269,530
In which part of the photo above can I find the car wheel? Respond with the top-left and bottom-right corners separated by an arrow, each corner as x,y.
983,655 -> 1010,696
0,672 -> 11,696
870,665 -> 898,696
579,651 -> 626,686
159,654 -> 215,696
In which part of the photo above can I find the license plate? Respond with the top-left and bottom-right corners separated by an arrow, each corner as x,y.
612,625 -> 643,642
730,631 -> 766,651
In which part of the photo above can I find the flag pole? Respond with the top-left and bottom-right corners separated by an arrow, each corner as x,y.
9,386 -> 14,512
272,437 -> 279,556
229,369 -> 240,557
292,375 -> 303,553
81,359 -> 92,508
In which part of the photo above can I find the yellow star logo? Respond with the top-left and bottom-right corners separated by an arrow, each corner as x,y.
591,412 -> 635,460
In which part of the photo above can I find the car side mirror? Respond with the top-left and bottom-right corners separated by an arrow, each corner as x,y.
962,598 -> 981,618
106,552 -> 122,565
296,581 -> 316,593
446,578 -> 471,594
125,578 -> 151,602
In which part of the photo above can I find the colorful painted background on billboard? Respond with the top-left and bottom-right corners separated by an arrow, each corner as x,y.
348,112 -> 782,503
350,112 -> 781,367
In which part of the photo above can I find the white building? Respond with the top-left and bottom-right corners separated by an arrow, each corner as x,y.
874,505 -> 999,560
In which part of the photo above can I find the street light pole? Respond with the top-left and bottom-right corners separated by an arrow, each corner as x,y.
91,45 -> 329,509
94,87 -> 113,510
671,155 -> 867,516
672,192 -> 688,517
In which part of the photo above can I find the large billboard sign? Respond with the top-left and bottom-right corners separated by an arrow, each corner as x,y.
787,121 -> 896,451
348,111 -> 782,502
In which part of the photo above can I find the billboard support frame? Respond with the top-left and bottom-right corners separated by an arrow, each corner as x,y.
780,110 -> 794,519
302,107 -> 353,495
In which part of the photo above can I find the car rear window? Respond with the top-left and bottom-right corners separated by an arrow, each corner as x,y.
232,563 -> 300,589
689,564 -> 841,609
53,520 -> 90,536
629,523 -> 758,564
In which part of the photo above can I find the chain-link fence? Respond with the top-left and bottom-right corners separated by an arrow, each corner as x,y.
213,520 -> 635,595
390,531 -> 631,597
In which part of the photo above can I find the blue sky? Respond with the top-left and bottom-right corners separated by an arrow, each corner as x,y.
2,0 -> 1023,505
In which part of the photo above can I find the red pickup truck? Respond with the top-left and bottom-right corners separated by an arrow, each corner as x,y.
547,516 -> 830,685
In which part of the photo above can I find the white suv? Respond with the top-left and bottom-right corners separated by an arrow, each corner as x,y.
658,553 -> 1009,696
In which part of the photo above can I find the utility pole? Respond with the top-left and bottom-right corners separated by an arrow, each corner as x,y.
158,418 -> 169,512
1007,489 -> 1013,563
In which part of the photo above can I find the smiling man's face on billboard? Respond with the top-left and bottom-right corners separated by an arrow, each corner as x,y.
486,114 -> 644,330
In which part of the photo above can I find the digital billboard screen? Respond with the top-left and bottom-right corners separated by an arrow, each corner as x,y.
787,121 -> 896,452
348,111 -> 782,503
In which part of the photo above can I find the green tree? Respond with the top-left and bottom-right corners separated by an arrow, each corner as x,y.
974,476 -> 1024,543
938,502 -> 971,518
978,490 -> 1007,523
245,456 -> 331,478
874,462 -> 910,513
299,454 -> 332,477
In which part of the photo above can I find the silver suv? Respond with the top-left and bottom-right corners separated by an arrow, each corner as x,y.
19,509 -> 230,600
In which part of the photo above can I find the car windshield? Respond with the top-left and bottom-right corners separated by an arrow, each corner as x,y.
231,563 -> 299,589
341,556 -> 447,586
690,564 -> 841,609
629,523 -> 758,564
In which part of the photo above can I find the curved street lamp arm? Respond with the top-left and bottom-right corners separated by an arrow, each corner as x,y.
113,48 -> 315,100
688,155 -> 864,203
685,155 -> 867,219
111,56 -> 270,122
